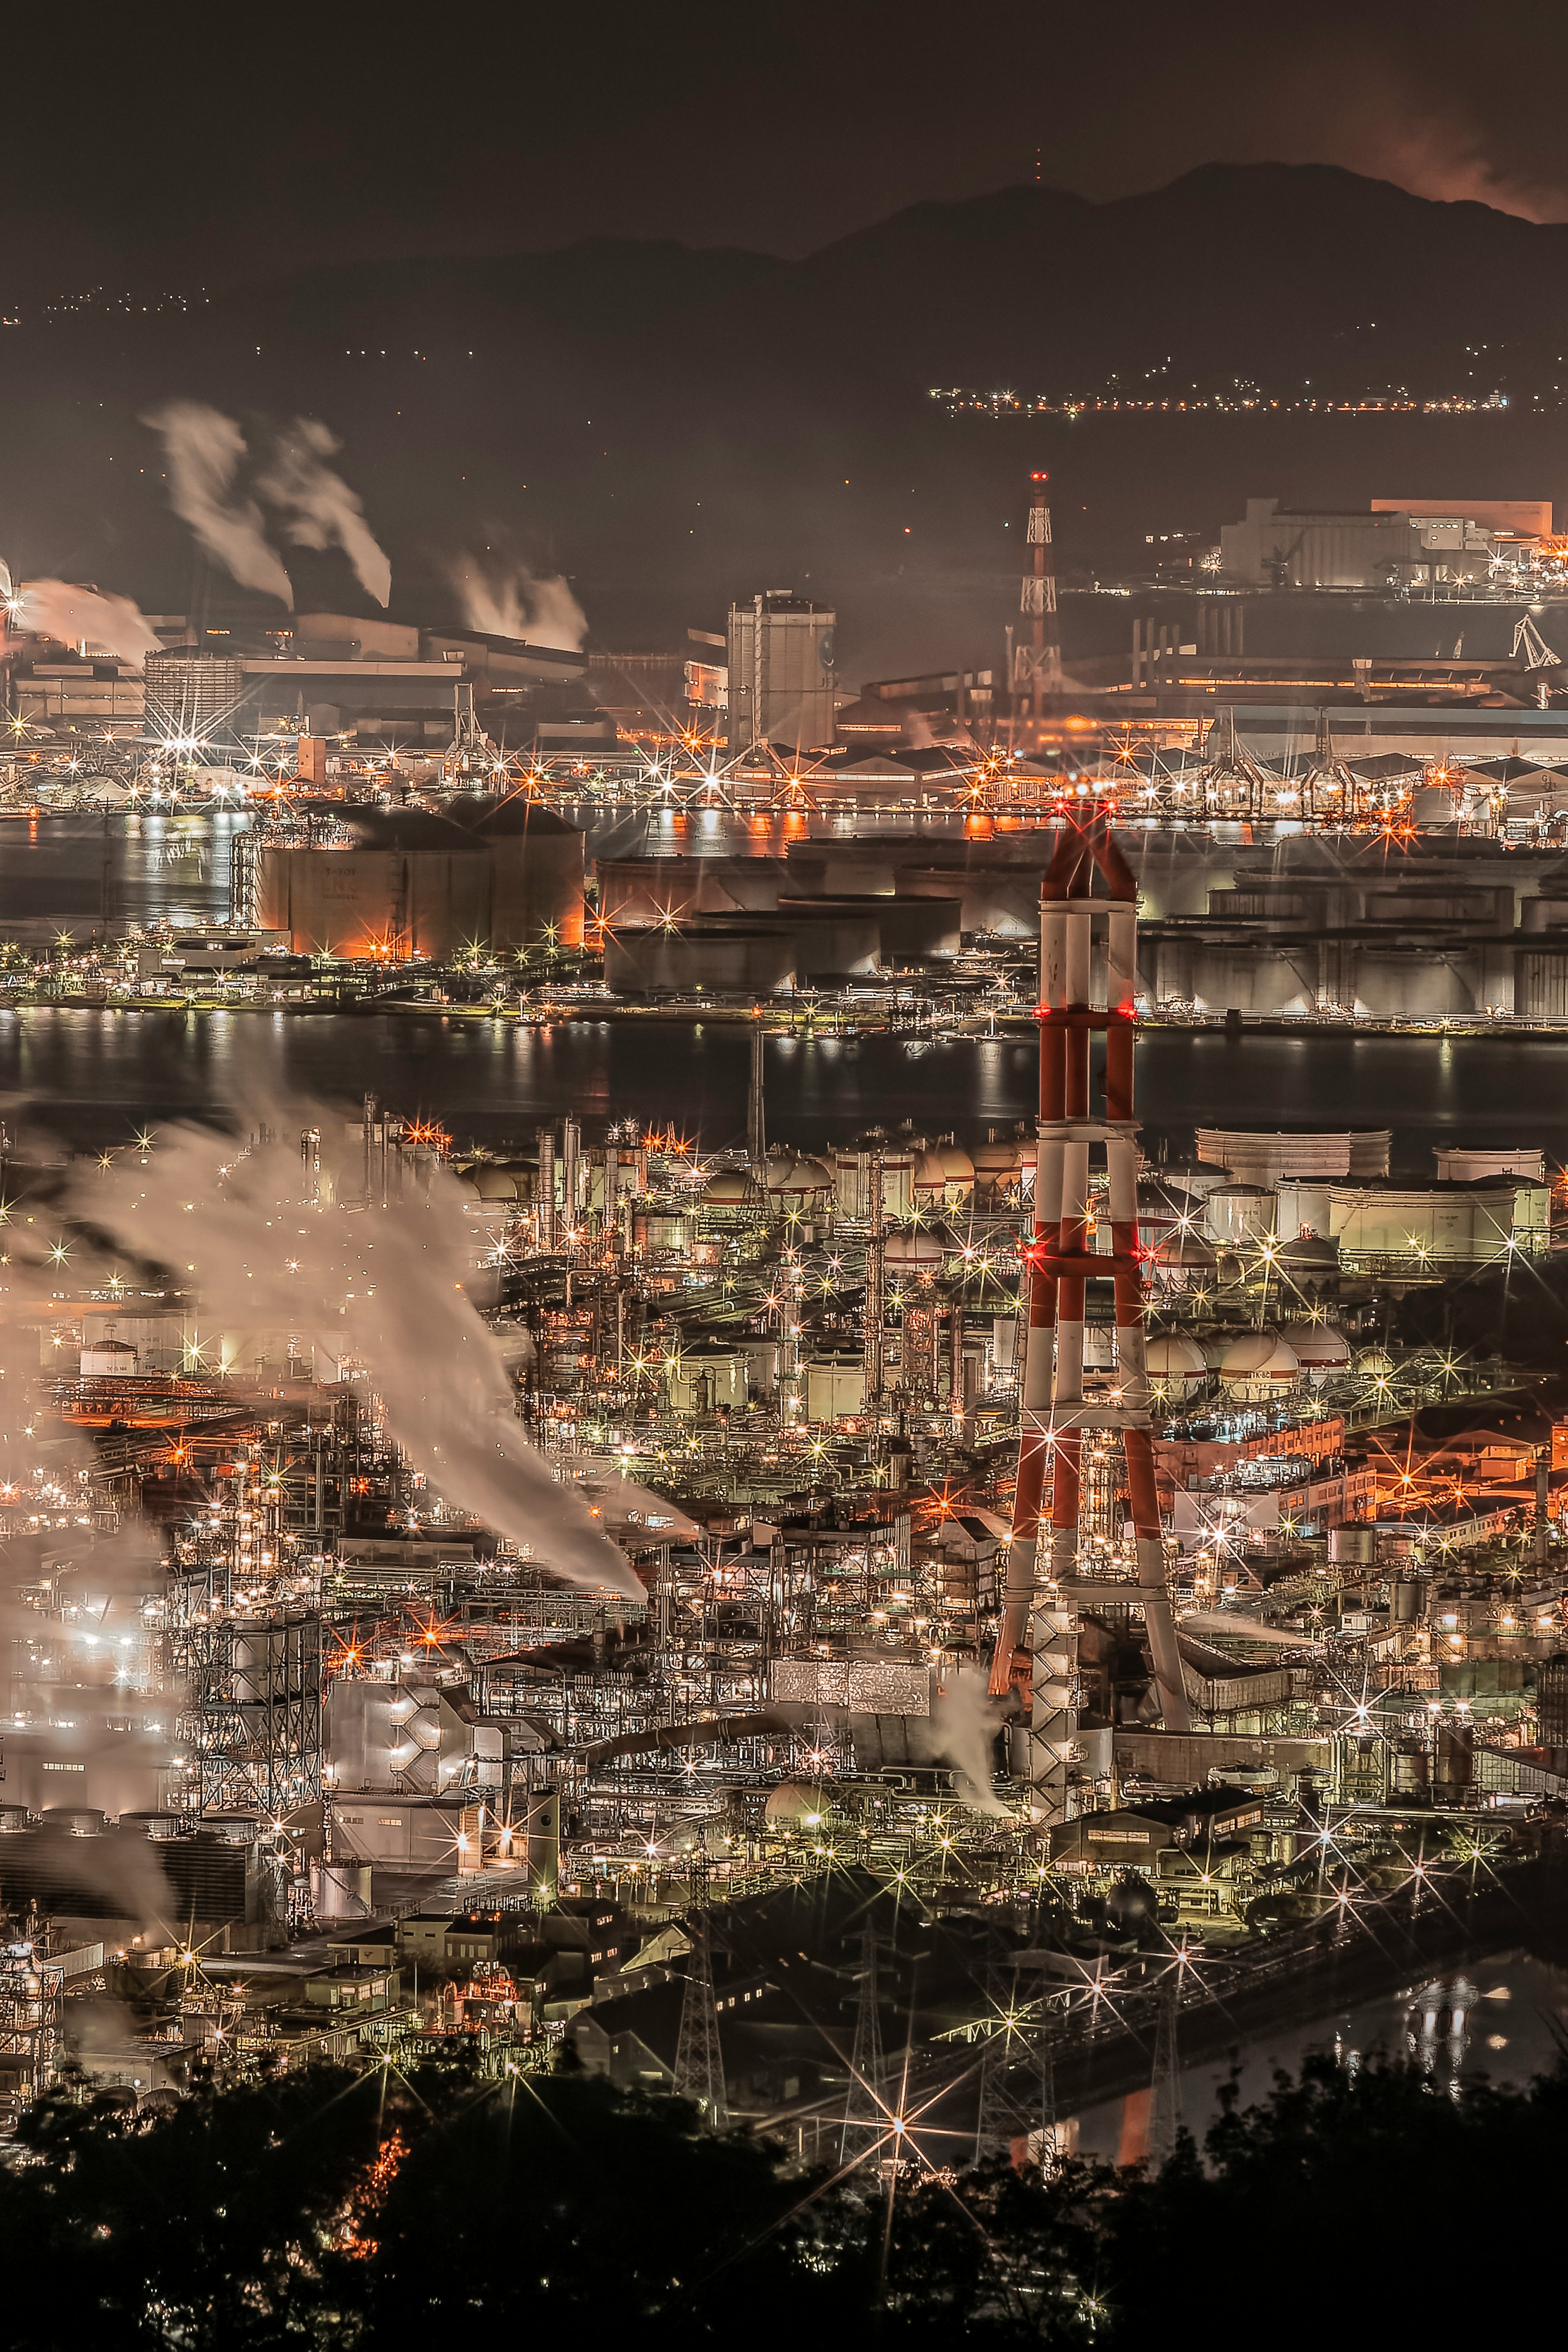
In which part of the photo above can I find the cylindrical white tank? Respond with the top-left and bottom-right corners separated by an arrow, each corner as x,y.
1275,1177 -> 1333,1241
80,1338 -> 138,1378
312,1861 -> 374,1922
1204,1183 -> 1275,1246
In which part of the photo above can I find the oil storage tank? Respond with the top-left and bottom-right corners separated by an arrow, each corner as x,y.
451,795 -> 585,952
258,808 -> 493,961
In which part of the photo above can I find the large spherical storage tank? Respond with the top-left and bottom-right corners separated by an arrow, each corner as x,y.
937,1141 -> 975,1203
1217,1330 -> 1301,1401
1149,1229 -> 1219,1291
884,1227 -> 947,1273
1278,1321 -> 1351,1383
1145,1332 -> 1208,1399
763,1151 -> 833,1206
972,1138 -> 1021,1198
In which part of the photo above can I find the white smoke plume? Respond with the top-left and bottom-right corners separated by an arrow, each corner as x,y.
0,1298 -> 182,1927
926,1668 -> 1009,1814
142,399 -> 296,607
258,419 -> 392,608
9,579 -> 161,666
68,1123 -> 637,1597
449,556 -> 588,651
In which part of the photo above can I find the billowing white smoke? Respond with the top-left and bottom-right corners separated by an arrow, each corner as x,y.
9,578 -> 162,665
0,1297 -> 180,1926
70,1123 -> 637,1597
927,1668 -> 1008,1814
450,556 -> 588,651
258,418 -> 392,608
142,399 -> 296,606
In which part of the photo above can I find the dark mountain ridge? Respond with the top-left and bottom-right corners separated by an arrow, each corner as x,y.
4,164 -> 1566,676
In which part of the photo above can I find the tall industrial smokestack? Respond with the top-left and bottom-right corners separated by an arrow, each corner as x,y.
989,813 -> 1190,1823
1019,472 -> 1063,726
747,1025 -> 767,1167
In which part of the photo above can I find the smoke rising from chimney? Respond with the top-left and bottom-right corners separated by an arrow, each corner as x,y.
69,1121 -> 638,1597
141,400 -> 296,607
10,579 -> 162,666
258,419 -> 392,608
927,1668 -> 1008,1813
449,557 -> 587,651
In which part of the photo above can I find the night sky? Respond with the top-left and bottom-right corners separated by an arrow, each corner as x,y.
7,0 -> 1565,294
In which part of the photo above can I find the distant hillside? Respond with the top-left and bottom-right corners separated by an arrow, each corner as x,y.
4,164 -> 1568,680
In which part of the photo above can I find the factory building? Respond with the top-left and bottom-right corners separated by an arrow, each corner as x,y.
257,803 -> 584,960
723,592 -> 837,752
1220,497 -> 1547,590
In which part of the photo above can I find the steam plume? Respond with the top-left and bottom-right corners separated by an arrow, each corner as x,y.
927,1668 -> 1008,1814
69,1123 -> 637,1597
142,400 -> 295,606
10,579 -> 161,666
449,556 -> 587,651
258,419 -> 392,608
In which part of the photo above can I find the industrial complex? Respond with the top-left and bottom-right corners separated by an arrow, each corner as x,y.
0,477 -> 1566,2167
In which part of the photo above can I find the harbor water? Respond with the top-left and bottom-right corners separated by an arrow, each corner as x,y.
0,813 -> 1560,1161
1068,1947 -> 1568,2163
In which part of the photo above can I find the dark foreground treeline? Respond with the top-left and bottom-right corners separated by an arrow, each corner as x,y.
1,2048 -> 1560,2350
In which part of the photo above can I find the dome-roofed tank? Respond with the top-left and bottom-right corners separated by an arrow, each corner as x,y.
1204,1183 -> 1275,1247
702,1168 -> 751,1205
463,1165 -> 523,1201
1279,1321 -> 1352,1383
1149,1230 -> 1219,1291
1145,1332 -> 1208,1399
764,1781 -> 833,1827
883,1225 -> 948,1270
1217,1330 -> 1301,1399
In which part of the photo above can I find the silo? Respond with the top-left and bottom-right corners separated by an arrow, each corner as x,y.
143,652 -> 249,750
726,592 -> 837,752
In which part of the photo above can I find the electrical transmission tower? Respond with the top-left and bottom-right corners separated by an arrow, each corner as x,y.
973,1954 -> 1060,2171
1147,1974 -> 1183,2171
841,1923 -> 889,2165
673,1864 -> 727,2128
